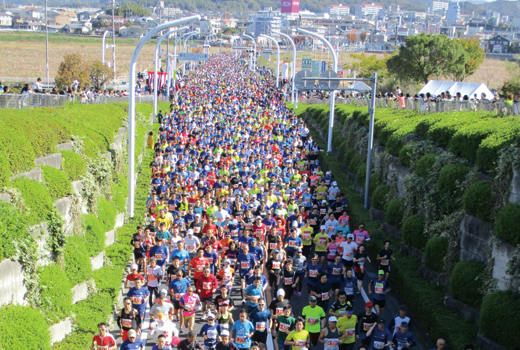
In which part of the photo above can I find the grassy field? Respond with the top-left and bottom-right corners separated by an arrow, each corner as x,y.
0,32 -> 510,91
0,32 -> 226,84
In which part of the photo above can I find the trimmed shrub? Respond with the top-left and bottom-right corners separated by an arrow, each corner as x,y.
372,184 -> 391,210
0,202 -> 29,260
39,264 -> 73,324
386,198 -> 405,228
449,261 -> 485,308
64,235 -> 93,284
356,164 -> 367,187
11,178 -> 54,225
398,143 -> 414,167
97,197 -> 117,232
84,214 -> 106,257
344,149 -> 357,165
369,173 -> 380,195
462,181 -> 492,222
60,150 -> 87,181
338,141 -> 349,157
0,304 -> 51,350
415,153 -> 438,179
402,213 -> 427,249
41,165 -> 72,200
349,154 -> 362,174
495,203 -> 520,246
424,237 -> 449,272
480,291 -> 520,350
436,163 -> 471,198
112,174 -> 129,213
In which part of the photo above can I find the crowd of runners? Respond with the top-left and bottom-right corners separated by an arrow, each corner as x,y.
90,53 -> 453,350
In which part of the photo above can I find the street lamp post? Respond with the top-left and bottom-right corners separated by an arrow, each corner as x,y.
170,30 -> 197,98
182,30 -> 199,76
127,15 -> 200,217
297,28 -> 337,153
272,30 -> 296,103
153,26 -> 189,120
260,34 -> 280,88
242,34 -> 256,72
45,0 -> 49,86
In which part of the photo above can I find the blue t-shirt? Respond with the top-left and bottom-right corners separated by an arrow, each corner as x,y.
306,263 -> 324,286
200,323 -> 220,346
127,287 -> 150,312
232,320 -> 255,349
285,236 -> 302,253
393,331 -> 417,350
121,339 -> 144,350
244,284 -> 263,307
326,262 -> 344,284
246,274 -> 268,288
236,253 -> 256,276
371,278 -> 390,301
169,248 -> 190,262
250,309 -> 271,334
168,278 -> 191,301
341,276 -> 358,296
149,245 -> 169,266
204,251 -> 219,271
369,327 -> 392,350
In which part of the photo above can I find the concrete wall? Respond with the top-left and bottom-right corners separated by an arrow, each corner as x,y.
0,259 -> 27,307
35,153 -> 62,170
492,238 -> 520,292
31,223 -> 53,266
509,167 -> 520,205
11,168 -> 43,182
460,214 -> 492,263
71,281 -> 90,304
91,251 -> 105,270
49,318 -> 72,345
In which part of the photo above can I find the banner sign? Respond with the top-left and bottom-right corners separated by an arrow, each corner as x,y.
178,53 -> 209,61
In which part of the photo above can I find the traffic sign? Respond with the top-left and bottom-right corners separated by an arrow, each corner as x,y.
327,61 -> 333,71
311,61 -> 320,75
232,46 -> 248,50
319,71 -> 340,89
294,70 -> 314,90
178,53 -> 209,61
302,57 -> 312,70
263,50 -> 272,54
321,61 -> 327,73
190,44 -> 197,48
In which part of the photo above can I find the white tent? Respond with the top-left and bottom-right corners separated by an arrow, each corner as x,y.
418,80 -> 494,99
350,81 -> 372,92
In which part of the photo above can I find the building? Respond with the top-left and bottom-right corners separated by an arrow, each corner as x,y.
446,2 -> 460,25
487,35 -> 510,53
281,0 -> 299,14
120,27 -> 148,38
324,4 -> 350,16
252,8 -> 281,37
0,12 -> 12,26
426,0 -> 448,13
354,3 -> 383,18
60,23 -> 91,34
199,20 -> 221,36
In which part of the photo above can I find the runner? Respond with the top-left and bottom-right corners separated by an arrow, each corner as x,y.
126,264 -> 144,289
117,297 -> 142,341
305,254 -> 324,294
353,245 -> 371,291
292,248 -> 307,297
149,312 -> 179,347
169,270 -> 190,327
126,277 -> 149,322
190,248 -> 210,287
368,270 -> 391,316
340,270 -> 358,306
365,320 -> 393,350
326,254 -> 345,301
236,244 -> 256,304
146,257 -> 164,308
196,267 -> 219,320
249,298 -> 272,348
199,312 -> 219,350
357,302 -> 378,347
391,322 -> 417,350
274,304 -> 295,350
231,309 -> 255,350
216,330 -> 239,350
377,240 -> 395,279
91,322 -> 116,350
179,286 -> 201,333
119,329 -> 144,350
301,296 -> 326,348
150,289 -> 174,321
340,234 -> 358,272
318,317 -> 341,350
280,259 -> 299,300
337,305 -> 358,350
389,306 -> 411,336
284,317 -> 310,350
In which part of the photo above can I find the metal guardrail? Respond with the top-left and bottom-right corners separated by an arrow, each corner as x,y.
304,96 -> 520,116
0,93 -> 154,109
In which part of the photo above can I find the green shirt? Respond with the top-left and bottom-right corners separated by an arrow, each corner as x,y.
301,305 -> 325,333
276,315 -> 296,341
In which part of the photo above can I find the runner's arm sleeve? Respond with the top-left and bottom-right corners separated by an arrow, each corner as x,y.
116,311 -> 122,328
135,310 -> 142,328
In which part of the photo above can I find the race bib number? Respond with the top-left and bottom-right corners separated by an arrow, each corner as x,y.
284,277 -> 293,285
344,251 -> 353,258
332,268 -> 341,275
240,261 -> 250,269
344,287 -> 354,295
246,223 -> 253,229
193,227 -> 201,233
309,270 -> 318,277
132,296 -> 142,305
197,265 -> 204,271
270,242 -> 278,249
149,274 -> 157,280
256,229 -> 263,235
122,319 -> 132,327
127,281 -> 135,288
374,341 -> 385,349
319,237 -> 327,245
203,282 -> 212,290
375,283 -> 384,294
363,323 -> 373,331
328,227 -> 334,232
335,207 -> 342,213
310,219 -> 317,225
345,328 -> 355,337
255,322 -> 266,332
326,339 -> 339,347
302,234 -> 310,240
307,317 -> 318,325
279,322 -> 290,332
155,253 -> 163,260
276,307 -> 284,316
320,209 -> 326,214
289,240 -> 297,247
381,259 -> 389,266
295,340 -> 306,349
236,336 -> 247,344
272,261 -> 281,269
188,245 -> 195,251
322,292 -> 329,300
207,330 -> 218,339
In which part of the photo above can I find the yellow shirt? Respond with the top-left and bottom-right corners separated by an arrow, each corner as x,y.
286,330 -> 310,350
316,186 -> 328,200
337,315 -> 358,344
314,233 -> 329,252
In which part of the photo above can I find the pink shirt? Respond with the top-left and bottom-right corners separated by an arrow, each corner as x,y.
353,230 -> 370,245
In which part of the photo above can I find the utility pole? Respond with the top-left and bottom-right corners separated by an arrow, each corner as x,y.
45,0 -> 49,85
112,0 -> 116,81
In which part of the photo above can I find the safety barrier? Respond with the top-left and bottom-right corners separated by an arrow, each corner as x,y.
0,93 -> 154,109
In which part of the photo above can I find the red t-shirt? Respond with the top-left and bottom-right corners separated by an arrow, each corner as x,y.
252,223 -> 266,241
92,333 -> 116,350
196,274 -> 218,298
190,257 -> 209,279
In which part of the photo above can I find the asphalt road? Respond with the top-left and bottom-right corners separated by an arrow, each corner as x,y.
108,255 -> 428,350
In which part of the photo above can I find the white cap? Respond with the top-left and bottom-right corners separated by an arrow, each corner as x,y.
224,259 -> 231,264
320,225 -> 326,230
187,229 -> 194,235
207,312 -> 215,319
221,330 -> 230,336
131,263 -> 138,270
328,316 -> 338,322
277,289 -> 285,296
332,181 -> 337,186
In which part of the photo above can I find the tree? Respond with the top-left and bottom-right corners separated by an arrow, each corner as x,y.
346,33 -> 357,44
345,53 -> 391,80
55,54 -> 90,90
89,59 -> 113,90
386,33 -> 468,84
455,38 -> 485,81
360,32 -> 368,42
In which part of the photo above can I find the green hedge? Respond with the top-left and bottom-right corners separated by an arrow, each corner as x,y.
84,214 -> 106,257
356,164 -> 367,187
462,181 -> 492,222
402,214 -> 427,249
436,163 -> 471,198
112,174 -> 129,213
0,154 -> 10,188
495,203 -> 520,246
41,165 -> 72,200
59,150 -> 86,181
415,153 -> 438,179
424,236 -> 449,272
344,149 -> 357,165
449,261 -> 485,308
369,173 -> 380,195
349,154 -> 362,173
372,184 -> 390,210
480,291 -> 520,350
63,235 -> 93,284
11,178 -> 55,225
97,197 -> 117,232
386,197 -> 405,228
0,202 -> 30,260
0,304 -> 51,350
398,143 -> 414,167
39,264 -> 73,324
